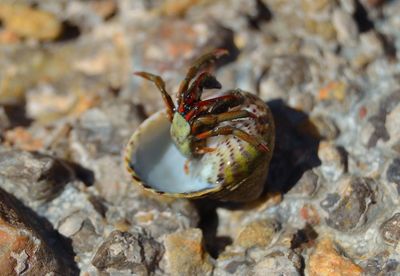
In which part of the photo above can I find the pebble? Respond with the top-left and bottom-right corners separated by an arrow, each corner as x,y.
215,251 -> 251,275
363,251 -> 400,275
163,228 -> 213,276
0,149 -> 73,204
252,248 -> 302,276
387,159 -> 400,191
92,230 -> 163,274
321,176 -> 377,232
385,103 -> 400,148
318,141 -> 346,181
307,238 -> 363,276
332,9 -> 359,45
309,115 -> 340,140
69,218 -> 100,253
58,212 -> 86,237
235,219 -> 280,248
339,0 -> 356,14
0,0 -> 399,273
301,0 -> 334,14
259,55 -> 312,102
380,213 -> 400,247
0,3 -> 62,40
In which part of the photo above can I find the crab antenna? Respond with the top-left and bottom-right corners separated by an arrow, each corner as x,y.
177,49 -> 229,108
134,72 -> 175,121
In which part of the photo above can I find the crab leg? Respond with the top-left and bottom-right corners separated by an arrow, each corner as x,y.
195,126 -> 269,152
134,72 -> 175,121
177,49 -> 228,107
185,90 -> 245,121
191,110 -> 257,133
178,72 -> 222,113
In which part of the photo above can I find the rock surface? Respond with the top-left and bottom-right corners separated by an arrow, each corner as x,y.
308,238 -> 364,276
0,0 -> 399,274
92,230 -> 163,275
163,228 -> 214,275
0,188 -> 77,275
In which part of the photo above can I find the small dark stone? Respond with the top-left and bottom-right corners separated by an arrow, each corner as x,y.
88,195 -> 108,218
320,193 -> 340,210
92,230 -> 164,274
366,92 -> 400,147
71,219 -> 100,253
380,213 -> 400,246
291,224 -> 318,250
364,252 -> 400,276
321,176 -> 377,232
225,260 -> 250,274
387,159 -> 400,185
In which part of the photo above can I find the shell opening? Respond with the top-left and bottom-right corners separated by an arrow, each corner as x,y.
127,111 -> 217,194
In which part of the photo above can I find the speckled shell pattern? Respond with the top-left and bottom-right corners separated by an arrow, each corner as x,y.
191,90 -> 275,201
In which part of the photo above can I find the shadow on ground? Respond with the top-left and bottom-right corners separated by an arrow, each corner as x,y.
195,99 -> 322,257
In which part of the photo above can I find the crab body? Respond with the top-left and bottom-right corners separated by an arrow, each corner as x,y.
188,90 -> 274,199
125,50 -> 275,202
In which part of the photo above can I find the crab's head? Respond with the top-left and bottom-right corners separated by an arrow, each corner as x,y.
170,112 -> 193,158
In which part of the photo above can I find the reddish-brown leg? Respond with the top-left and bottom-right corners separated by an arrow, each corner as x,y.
191,110 -> 257,133
178,71 -> 221,114
185,90 -> 245,121
177,49 -> 228,107
134,72 -> 175,121
195,126 -> 269,152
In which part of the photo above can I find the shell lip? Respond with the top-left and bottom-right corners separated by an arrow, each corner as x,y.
124,109 -> 224,198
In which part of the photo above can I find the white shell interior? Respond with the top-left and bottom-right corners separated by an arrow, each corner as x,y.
128,111 -> 216,194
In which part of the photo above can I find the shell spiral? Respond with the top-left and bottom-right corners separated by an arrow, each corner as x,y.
189,90 -> 275,201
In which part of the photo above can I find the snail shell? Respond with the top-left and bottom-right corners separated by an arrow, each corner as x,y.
125,90 -> 275,202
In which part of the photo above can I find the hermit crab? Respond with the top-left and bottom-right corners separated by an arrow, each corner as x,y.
125,49 -> 275,202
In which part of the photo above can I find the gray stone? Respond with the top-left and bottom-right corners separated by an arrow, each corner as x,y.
92,230 -> 163,275
332,9 -> 359,45
380,213 -> 400,246
364,251 -> 400,276
0,149 -> 73,203
0,0 -> 400,272
364,92 -> 400,148
321,176 -> 377,232
318,141 -> 347,181
387,159 -> 400,193
259,55 -> 312,102
386,103 -> 400,148
252,248 -> 302,276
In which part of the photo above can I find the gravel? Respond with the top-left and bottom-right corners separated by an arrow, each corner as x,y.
1,0 -> 400,274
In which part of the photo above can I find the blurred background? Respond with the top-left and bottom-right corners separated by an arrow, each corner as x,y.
1,0 -> 400,275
